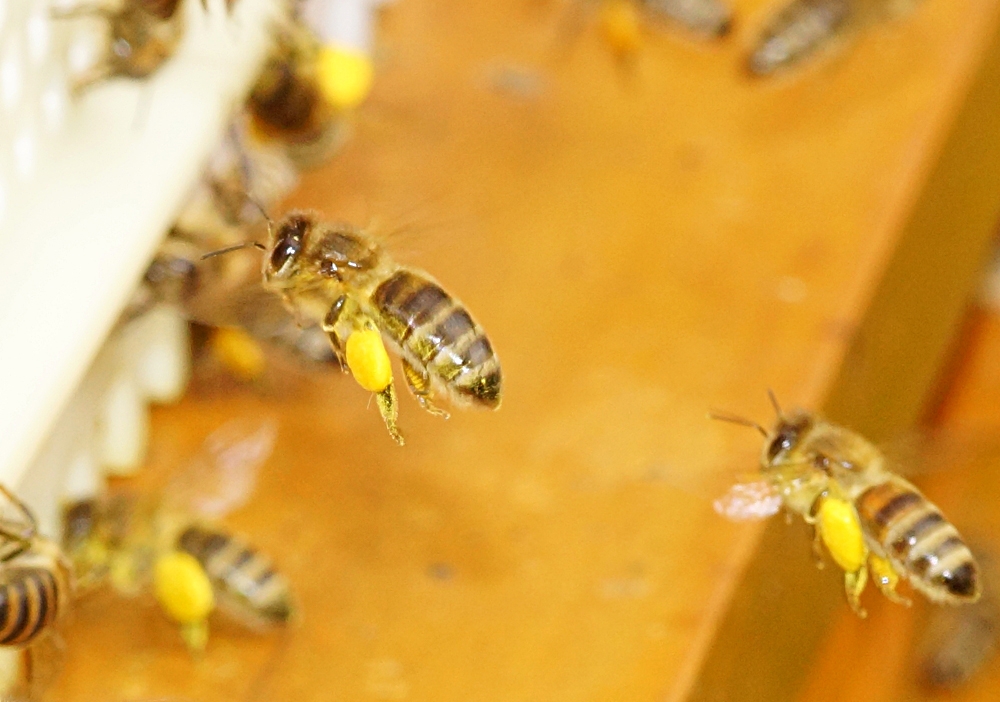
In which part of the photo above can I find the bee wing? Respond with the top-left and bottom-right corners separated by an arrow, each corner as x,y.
0,485 -> 39,559
182,256 -> 339,365
163,419 -> 278,519
713,478 -> 783,521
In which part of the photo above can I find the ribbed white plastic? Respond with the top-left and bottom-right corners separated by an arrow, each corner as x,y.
0,0 -> 281,529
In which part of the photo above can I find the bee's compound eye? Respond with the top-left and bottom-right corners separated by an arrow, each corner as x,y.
269,216 -> 308,274
269,236 -> 300,272
767,426 -> 797,461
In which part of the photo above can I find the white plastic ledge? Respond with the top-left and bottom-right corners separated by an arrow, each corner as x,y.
0,0 -> 280,488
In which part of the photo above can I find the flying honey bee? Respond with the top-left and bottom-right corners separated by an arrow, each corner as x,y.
713,393 -> 981,616
229,211 -> 503,444
62,419 -> 294,650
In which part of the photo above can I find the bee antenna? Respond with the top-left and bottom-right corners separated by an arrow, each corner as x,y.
708,411 -> 768,438
767,389 -> 783,419
201,242 -> 267,260
245,191 -> 274,241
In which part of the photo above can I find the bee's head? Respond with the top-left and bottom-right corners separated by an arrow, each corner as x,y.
264,213 -> 311,284
763,412 -> 814,468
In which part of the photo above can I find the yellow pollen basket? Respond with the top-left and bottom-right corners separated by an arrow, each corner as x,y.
154,551 -> 215,626
316,45 -> 374,111
346,328 -> 393,392
599,0 -> 642,56
818,497 -> 866,573
212,327 -> 266,381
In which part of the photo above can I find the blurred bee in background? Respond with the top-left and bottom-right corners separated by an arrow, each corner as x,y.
60,0 -> 252,92
713,393 -> 980,616
0,486 -> 73,648
62,419 -> 294,651
59,0 -> 187,91
562,0 -> 731,64
747,0 -> 922,76
247,14 -> 373,168
123,123 -> 340,378
642,0 -> 732,38
0,486 -> 75,699
206,211 -> 503,444
917,543 -> 1000,690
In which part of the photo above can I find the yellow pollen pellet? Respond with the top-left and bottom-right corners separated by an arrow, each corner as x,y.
316,45 -> 375,111
154,551 -> 215,625
346,329 -> 393,392
599,0 -> 642,56
818,497 -> 866,573
212,327 -> 266,381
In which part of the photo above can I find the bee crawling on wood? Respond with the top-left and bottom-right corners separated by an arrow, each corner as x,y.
62,419 -> 294,652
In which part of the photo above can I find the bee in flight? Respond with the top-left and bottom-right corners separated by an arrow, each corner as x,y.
62,419 -> 293,651
208,210 -> 503,444
713,393 -> 980,616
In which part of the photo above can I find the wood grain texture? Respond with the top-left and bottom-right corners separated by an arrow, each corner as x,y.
47,0 -> 1000,699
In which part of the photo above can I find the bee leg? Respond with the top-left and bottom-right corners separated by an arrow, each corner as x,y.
844,566 -> 868,618
180,621 -> 209,653
321,295 -> 350,371
805,491 -> 826,569
401,360 -> 450,419
375,384 -> 405,446
809,524 -> 826,570
868,554 -> 911,606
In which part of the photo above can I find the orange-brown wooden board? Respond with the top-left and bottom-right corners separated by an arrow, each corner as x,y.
44,0 -> 1000,699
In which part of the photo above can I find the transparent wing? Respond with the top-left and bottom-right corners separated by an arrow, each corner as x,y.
163,418 -> 278,519
713,479 -> 783,521
0,485 -> 38,561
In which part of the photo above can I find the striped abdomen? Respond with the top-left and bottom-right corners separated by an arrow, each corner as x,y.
0,568 -> 61,646
370,269 -> 502,408
748,0 -> 852,75
857,479 -> 980,604
644,0 -> 732,38
177,525 -> 292,623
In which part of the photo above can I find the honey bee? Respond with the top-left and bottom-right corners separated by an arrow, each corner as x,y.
917,544 -> 1000,689
747,0 -> 852,75
642,0 -> 732,38
65,0 -> 186,91
247,211 -> 503,444
247,20 -> 346,169
62,420 -> 293,649
0,486 -> 73,648
747,0 -> 923,75
714,393 -> 981,615
574,0 -> 732,63
122,125 -> 337,369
